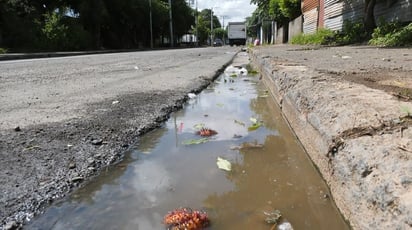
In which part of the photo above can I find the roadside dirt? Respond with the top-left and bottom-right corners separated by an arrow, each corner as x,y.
338,70 -> 412,101
250,45 -> 412,230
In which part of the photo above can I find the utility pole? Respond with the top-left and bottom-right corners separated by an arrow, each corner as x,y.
220,15 -> 228,45
210,8 -> 213,46
195,0 -> 198,46
168,0 -> 174,47
149,0 -> 153,48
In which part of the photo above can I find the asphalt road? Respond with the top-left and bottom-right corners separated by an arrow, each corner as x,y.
0,47 -> 238,228
0,47 -> 237,129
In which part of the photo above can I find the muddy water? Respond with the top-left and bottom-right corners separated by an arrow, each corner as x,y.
28,69 -> 349,229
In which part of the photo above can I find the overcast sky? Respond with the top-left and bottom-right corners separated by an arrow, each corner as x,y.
191,0 -> 256,26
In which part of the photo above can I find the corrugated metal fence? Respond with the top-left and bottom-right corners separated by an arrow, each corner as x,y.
303,0 -> 412,33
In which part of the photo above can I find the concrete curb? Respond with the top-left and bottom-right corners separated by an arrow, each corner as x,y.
250,48 -> 412,229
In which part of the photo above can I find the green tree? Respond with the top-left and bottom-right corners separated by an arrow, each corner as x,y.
195,9 -> 221,44
213,27 -> 226,39
0,0 -> 195,50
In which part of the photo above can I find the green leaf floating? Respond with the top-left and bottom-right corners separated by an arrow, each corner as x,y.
182,138 -> 209,145
193,123 -> 205,130
217,157 -> 232,171
248,123 -> 261,131
248,117 -> 261,131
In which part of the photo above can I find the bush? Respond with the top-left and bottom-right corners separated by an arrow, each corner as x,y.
40,12 -> 69,50
0,48 -> 7,54
334,20 -> 367,44
290,28 -> 334,45
369,22 -> 412,47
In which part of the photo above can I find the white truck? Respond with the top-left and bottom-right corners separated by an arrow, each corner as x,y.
227,22 -> 247,46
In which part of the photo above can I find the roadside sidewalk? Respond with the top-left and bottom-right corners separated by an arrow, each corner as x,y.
250,45 -> 412,229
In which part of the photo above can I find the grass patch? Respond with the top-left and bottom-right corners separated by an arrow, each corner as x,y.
290,29 -> 334,45
369,22 -> 412,47
0,47 -> 7,54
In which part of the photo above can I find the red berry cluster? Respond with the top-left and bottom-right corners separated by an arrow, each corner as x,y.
163,208 -> 210,230
196,128 -> 218,137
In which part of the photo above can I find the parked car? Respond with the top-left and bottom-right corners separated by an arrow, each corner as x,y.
213,38 -> 224,47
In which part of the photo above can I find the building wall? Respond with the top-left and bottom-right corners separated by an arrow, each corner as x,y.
276,26 -> 284,44
289,15 -> 304,40
303,0 -> 412,33
375,0 -> 412,23
303,8 -> 319,33
302,0 -> 319,12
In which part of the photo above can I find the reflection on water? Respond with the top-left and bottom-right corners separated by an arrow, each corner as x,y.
28,69 -> 348,230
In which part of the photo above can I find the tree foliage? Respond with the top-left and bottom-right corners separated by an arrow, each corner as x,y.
248,0 -> 301,28
194,9 -> 221,44
0,0 -> 196,50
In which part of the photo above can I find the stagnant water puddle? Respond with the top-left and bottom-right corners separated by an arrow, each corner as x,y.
28,64 -> 349,230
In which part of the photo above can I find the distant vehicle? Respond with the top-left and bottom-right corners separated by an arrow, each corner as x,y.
213,38 -> 224,46
180,34 -> 197,46
228,22 -> 246,46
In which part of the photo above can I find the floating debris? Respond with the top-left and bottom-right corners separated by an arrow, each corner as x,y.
188,93 -> 197,99
193,123 -> 205,130
224,65 -> 248,77
196,127 -> 218,137
277,221 -> 294,230
182,138 -> 209,145
163,207 -> 210,230
248,123 -> 261,131
234,119 -> 246,126
216,157 -> 232,171
264,209 -> 282,224
248,117 -> 262,131
230,141 -> 264,150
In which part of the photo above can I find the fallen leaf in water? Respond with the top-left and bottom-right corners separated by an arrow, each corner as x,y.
248,123 -> 261,131
182,138 -> 209,145
193,123 -> 205,130
216,103 -> 224,107
234,119 -> 245,126
217,157 -> 232,171
248,117 -> 262,131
